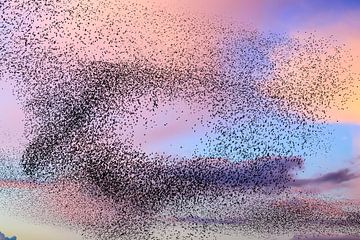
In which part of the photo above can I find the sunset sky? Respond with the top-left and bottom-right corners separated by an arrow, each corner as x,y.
1,0 -> 360,239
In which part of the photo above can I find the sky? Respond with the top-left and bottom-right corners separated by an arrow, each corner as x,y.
1,0 -> 360,239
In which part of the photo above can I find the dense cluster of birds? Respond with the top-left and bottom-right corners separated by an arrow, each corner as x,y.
1,0 -> 360,239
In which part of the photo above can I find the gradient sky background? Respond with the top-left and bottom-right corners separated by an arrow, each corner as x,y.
1,0 -> 360,239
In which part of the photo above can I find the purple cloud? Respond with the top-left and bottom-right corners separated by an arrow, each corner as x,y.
292,169 -> 359,187
170,156 -> 304,192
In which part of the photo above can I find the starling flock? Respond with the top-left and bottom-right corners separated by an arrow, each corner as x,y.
1,0 -> 360,239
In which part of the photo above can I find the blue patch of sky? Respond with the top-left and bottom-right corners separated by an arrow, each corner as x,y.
0,231 -> 16,240
267,0 -> 360,33
145,121 -> 360,178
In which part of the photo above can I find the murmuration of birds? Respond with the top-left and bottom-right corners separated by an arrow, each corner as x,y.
1,0 -> 360,239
